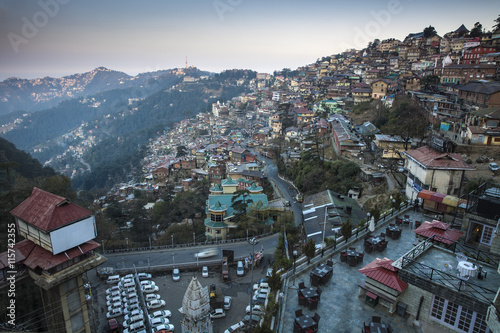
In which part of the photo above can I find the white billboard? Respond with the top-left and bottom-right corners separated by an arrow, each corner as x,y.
50,216 -> 96,255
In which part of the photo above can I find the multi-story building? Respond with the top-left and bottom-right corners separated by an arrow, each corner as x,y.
434,64 -> 497,84
404,145 -> 475,201
1,188 -> 106,332
463,46 -> 497,65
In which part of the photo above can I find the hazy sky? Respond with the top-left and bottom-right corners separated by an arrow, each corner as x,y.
0,0 -> 498,80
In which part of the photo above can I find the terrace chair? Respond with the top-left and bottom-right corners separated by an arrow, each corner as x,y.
387,324 -> 394,333
372,316 -> 381,323
295,309 -> 303,317
349,256 -> 358,267
308,298 -> 318,310
298,294 -> 306,306
316,287 -> 322,300
349,247 -> 356,251
357,253 -> 364,263
313,313 -> 321,324
380,233 -> 386,238
456,252 -> 467,262
340,252 -> 347,262
326,260 -> 333,267
298,281 -> 305,289
365,244 -> 373,253
363,322 -> 371,333
294,322 -> 302,333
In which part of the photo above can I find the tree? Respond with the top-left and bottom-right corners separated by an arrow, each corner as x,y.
470,22 -> 483,37
303,238 -> 316,264
493,14 -> 500,32
231,189 -> 253,216
420,75 -> 440,93
423,26 -> 437,38
267,268 -> 282,292
341,219 -> 353,241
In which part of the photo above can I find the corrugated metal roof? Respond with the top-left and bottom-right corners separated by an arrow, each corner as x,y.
22,239 -> 99,271
358,258 -> 408,292
405,146 -> 475,170
10,188 -> 92,232
0,239 -> 35,269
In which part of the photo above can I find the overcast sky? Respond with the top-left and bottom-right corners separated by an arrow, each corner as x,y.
0,0 -> 497,80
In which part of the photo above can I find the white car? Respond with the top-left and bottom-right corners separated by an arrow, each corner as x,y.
122,287 -> 137,297
154,324 -> 175,332
194,248 -> 218,258
106,298 -> 122,308
223,296 -> 232,310
122,292 -> 138,303
172,268 -> 180,281
224,321 -> 245,333
137,272 -> 152,280
149,310 -> 172,320
106,291 -> 121,301
210,308 -> 226,319
141,284 -> 159,294
140,280 -> 155,288
144,293 -> 161,302
151,317 -> 170,327
147,299 -> 166,310
124,309 -> 143,321
123,315 -> 144,329
202,266 -> 209,278
123,303 -> 140,314
106,286 -> 120,295
106,308 -> 123,319
246,304 -> 264,316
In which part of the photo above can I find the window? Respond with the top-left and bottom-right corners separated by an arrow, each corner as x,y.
430,295 -> 490,333
481,225 -> 494,245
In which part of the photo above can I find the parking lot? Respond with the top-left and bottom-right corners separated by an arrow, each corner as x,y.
91,258 -> 271,332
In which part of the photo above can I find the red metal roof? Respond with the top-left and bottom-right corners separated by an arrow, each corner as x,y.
358,258 -> 408,292
414,220 -> 464,244
430,192 -> 447,203
418,190 -> 433,200
22,239 -> 100,271
10,187 -> 92,232
405,146 -> 475,170
0,239 -> 35,269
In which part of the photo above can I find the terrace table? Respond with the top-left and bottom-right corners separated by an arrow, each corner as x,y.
370,321 -> 388,333
386,225 -> 401,239
295,314 -> 316,333
366,236 -> 384,247
299,287 -> 319,302
310,263 -> 333,285
457,261 -> 477,277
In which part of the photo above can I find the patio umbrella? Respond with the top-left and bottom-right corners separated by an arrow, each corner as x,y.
369,216 -> 375,232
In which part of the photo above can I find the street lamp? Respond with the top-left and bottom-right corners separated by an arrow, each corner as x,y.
248,237 -> 259,326
126,238 -> 129,250
171,234 -> 174,247
290,250 -> 298,289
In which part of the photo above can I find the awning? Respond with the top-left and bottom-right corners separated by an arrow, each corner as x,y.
430,192 -> 447,203
442,195 -> 460,207
418,189 -> 434,200
366,291 -> 378,299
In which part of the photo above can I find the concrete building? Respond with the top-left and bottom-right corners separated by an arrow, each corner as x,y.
2,187 -> 106,332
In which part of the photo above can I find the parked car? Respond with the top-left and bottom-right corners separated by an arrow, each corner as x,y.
124,309 -> 143,321
149,310 -> 172,320
202,266 -> 209,278
144,293 -> 161,302
223,296 -> 232,310
489,162 -> 499,172
154,324 -> 175,332
172,268 -> 180,281
107,318 -> 120,333
106,308 -> 123,319
194,248 -> 218,258
141,284 -> 159,294
106,297 -> 122,308
151,317 -> 170,327
224,321 -> 245,333
140,280 -> 155,288
123,303 -> 140,314
244,314 -> 261,324
246,304 -> 264,316
106,291 -> 121,301
121,287 -> 137,297
123,314 -> 144,329
236,261 -> 245,276
106,286 -> 120,295
210,308 -> 226,319
147,299 -> 166,310
137,272 -> 152,280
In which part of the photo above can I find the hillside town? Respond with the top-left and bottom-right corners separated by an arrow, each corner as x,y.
2,22 -> 500,333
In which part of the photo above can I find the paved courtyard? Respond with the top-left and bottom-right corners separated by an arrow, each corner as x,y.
280,208 -> 425,333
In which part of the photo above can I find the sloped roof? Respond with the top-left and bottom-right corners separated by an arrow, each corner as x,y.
358,258 -> 408,292
10,188 -> 92,232
414,220 -> 464,244
405,146 -> 475,170
22,239 -> 100,271
0,239 -> 35,269
458,82 -> 500,95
